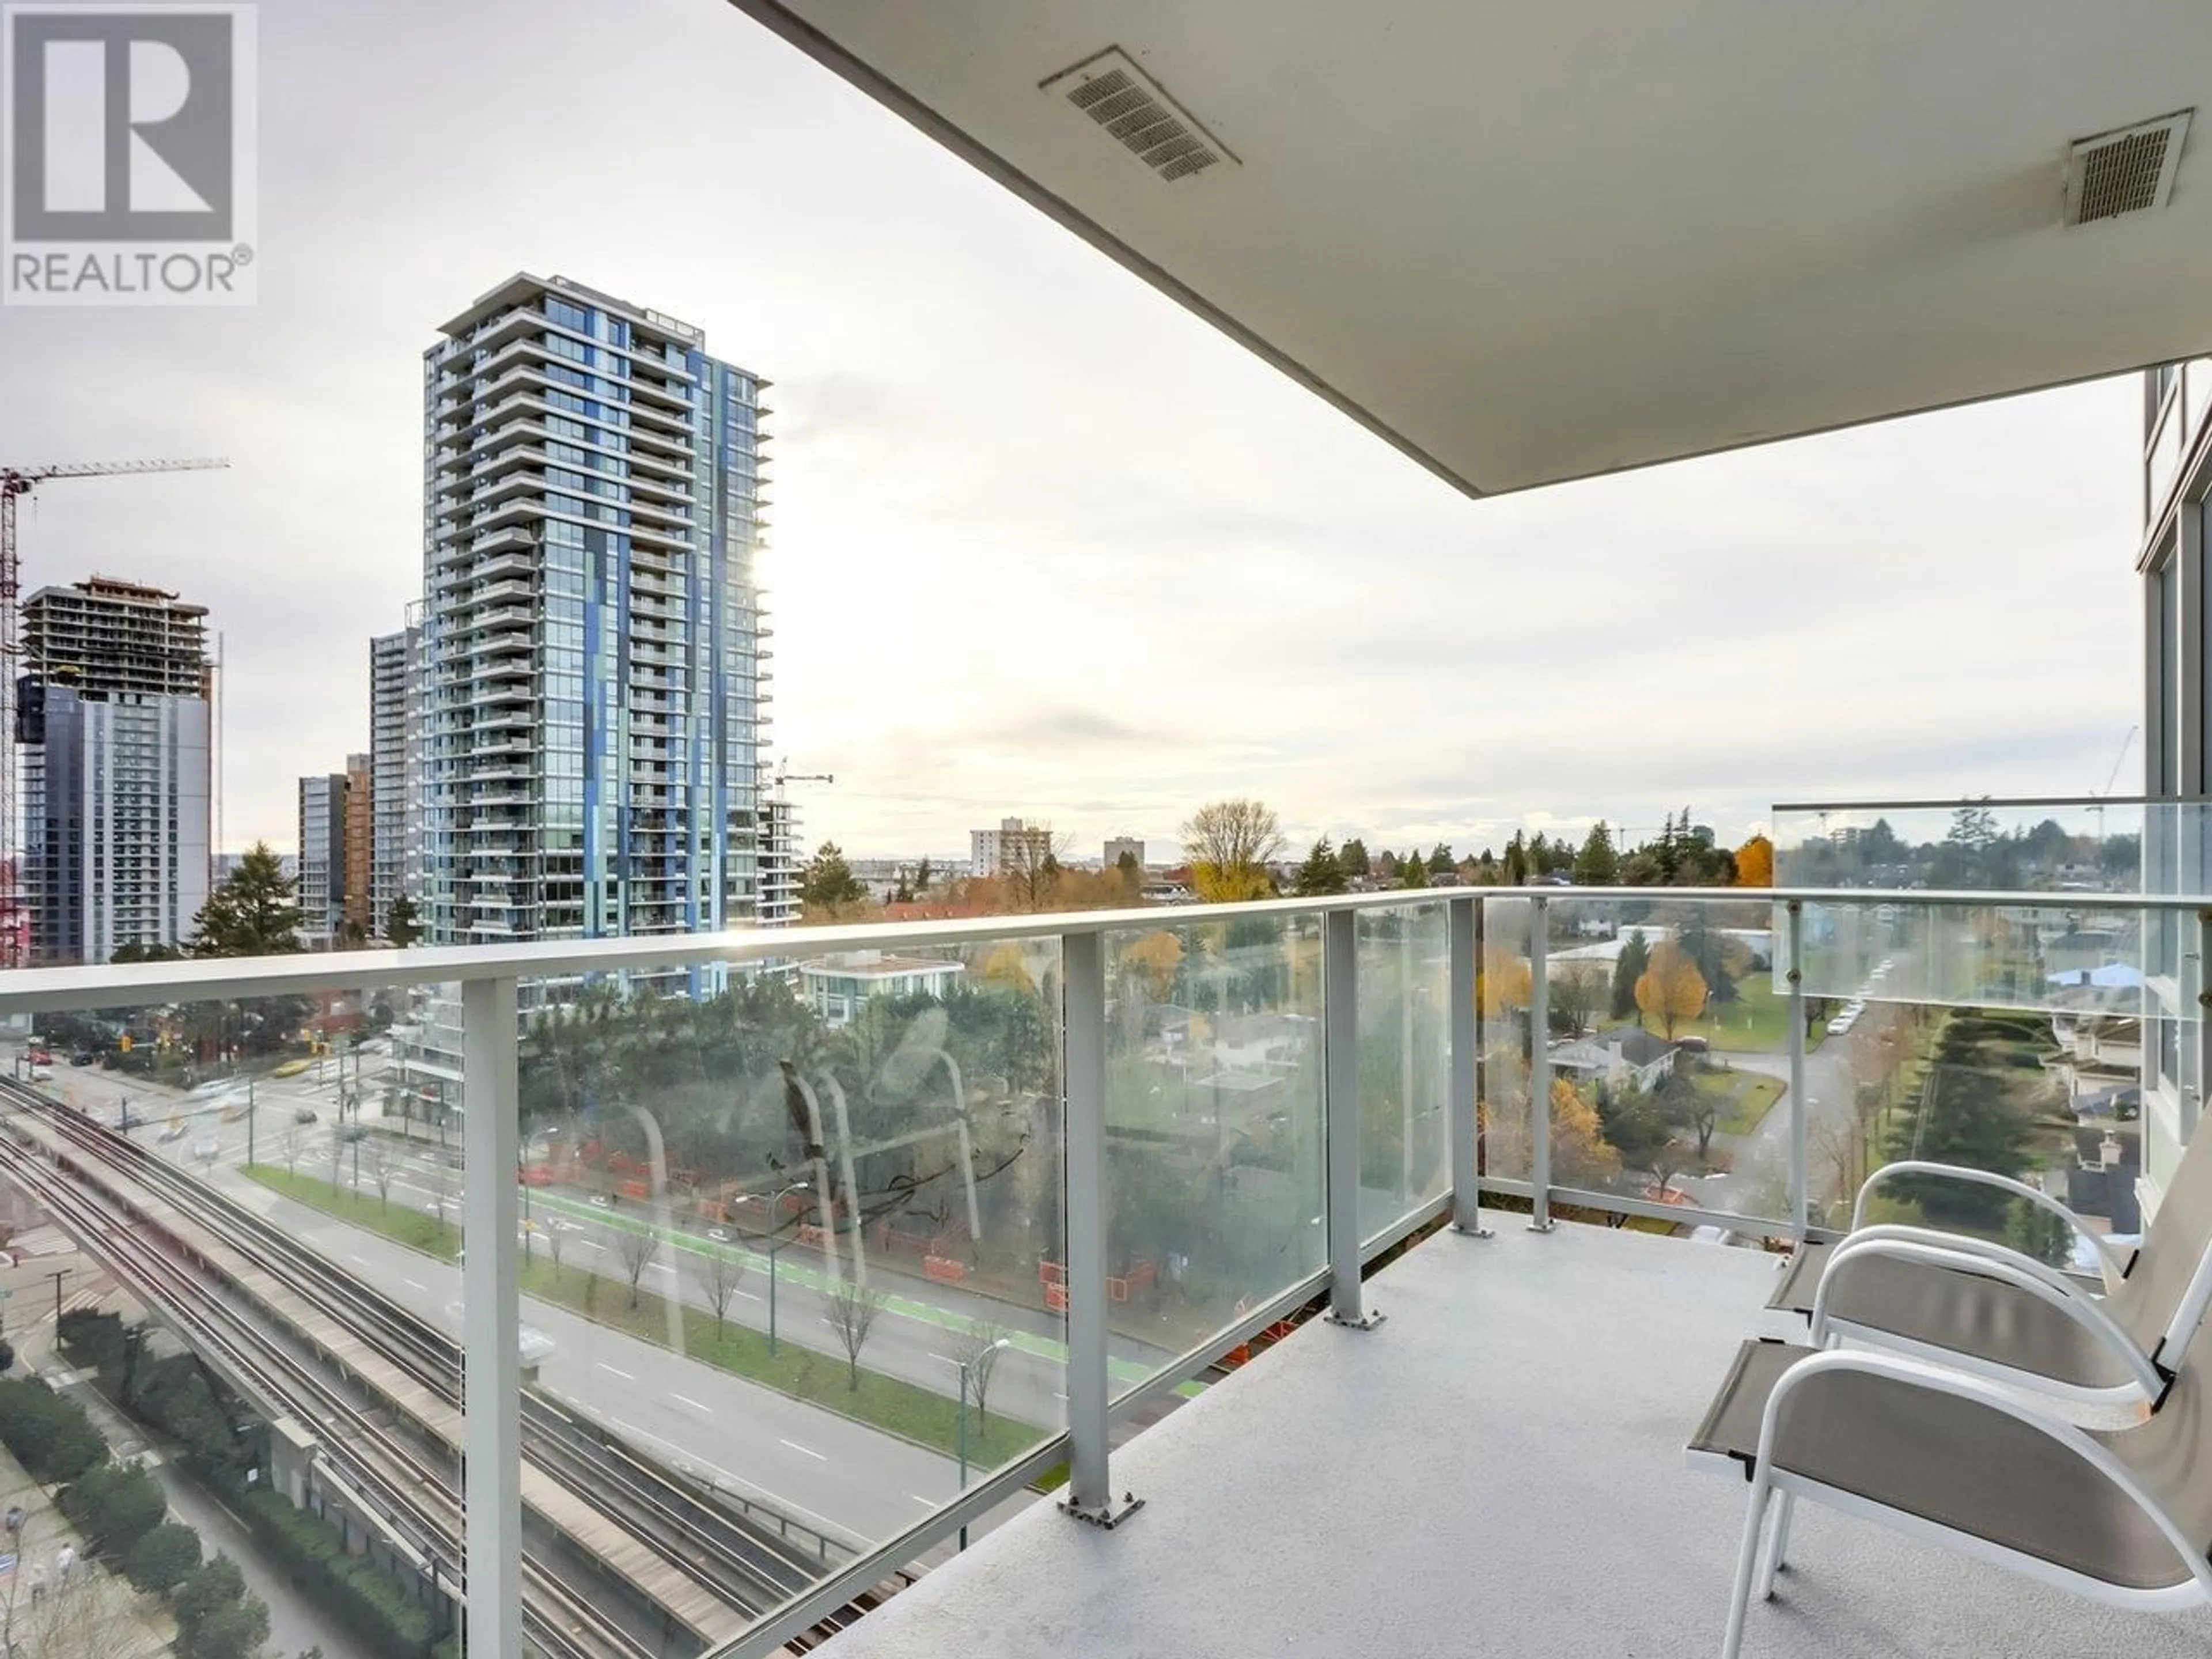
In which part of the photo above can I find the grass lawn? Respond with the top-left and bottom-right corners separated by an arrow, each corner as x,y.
249,1165 -> 1047,1465
1689,1068 -> 1786,1137
1628,978 -> 1823,1056
250,1165 -> 462,1259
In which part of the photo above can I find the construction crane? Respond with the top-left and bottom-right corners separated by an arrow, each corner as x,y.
0,459 -> 230,965
772,764 -> 835,794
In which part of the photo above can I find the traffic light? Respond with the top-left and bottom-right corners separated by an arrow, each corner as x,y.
119,1034 -> 132,1053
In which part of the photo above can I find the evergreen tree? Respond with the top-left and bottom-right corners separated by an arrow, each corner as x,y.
1399,851 -> 1429,888
190,843 -> 304,956
800,841 -> 868,916
1653,812 -> 1681,882
1338,838 -> 1369,882
1503,832 -> 1529,887
1427,843 -> 1454,874
1610,931 -> 1650,1019
1880,1067 -> 2037,1229
1293,837 -> 1349,896
1573,821 -> 1620,885
1528,832 -> 1551,875
382,893 -> 421,948
2005,1195 -> 2074,1267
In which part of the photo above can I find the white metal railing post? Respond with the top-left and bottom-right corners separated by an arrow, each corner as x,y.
1057,930 -> 1141,1529
1786,902 -> 1809,1241
461,976 -> 522,1659
2192,910 -> 2211,1148
1324,907 -> 1384,1327
1449,895 -> 1487,1237
1528,896 -> 1554,1232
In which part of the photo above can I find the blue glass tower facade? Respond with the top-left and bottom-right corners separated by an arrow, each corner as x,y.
419,274 -> 771,1003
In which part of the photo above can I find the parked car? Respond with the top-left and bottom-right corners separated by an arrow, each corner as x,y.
293,1107 -> 319,1125
67,1049 -> 95,1066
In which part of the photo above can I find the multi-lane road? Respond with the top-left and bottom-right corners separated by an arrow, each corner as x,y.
14,1044 -> 1108,1552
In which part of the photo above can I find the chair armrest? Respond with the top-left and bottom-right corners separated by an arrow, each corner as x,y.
1851,1160 -> 2125,1293
1810,1235 -> 2165,1400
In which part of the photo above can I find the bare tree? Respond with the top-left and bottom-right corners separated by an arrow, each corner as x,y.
426,1165 -> 452,1241
1810,1110 -> 1865,1225
1548,963 -> 1604,1038
280,1121 -> 305,1176
690,1244 -> 749,1337
1000,823 -> 1072,912
616,1227 -> 661,1309
365,1141 -> 396,1211
952,1321 -> 1012,1429
825,1279 -> 888,1391
10,1557 -> 137,1659
546,1219 -> 567,1282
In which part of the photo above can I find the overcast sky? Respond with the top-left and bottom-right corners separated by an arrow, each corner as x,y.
0,0 -> 2146,865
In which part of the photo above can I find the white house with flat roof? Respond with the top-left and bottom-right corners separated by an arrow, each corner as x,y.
797,949 -> 964,1026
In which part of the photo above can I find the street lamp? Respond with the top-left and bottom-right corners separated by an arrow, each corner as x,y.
766,1179 -> 810,1358
957,1337 -> 1012,1550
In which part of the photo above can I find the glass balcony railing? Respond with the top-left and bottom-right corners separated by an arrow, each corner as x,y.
0,881 -> 2197,1657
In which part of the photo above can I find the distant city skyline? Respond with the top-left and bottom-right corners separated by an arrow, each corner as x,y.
0,0 -> 2142,871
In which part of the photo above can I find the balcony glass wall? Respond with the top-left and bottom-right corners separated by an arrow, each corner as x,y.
1103,912 -> 1324,1396
0,885 -> 2194,1657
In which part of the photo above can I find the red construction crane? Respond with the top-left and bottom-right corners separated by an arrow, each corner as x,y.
0,459 -> 229,965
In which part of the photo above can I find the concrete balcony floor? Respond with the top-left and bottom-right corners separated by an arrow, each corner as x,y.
815,1219 -> 2212,1659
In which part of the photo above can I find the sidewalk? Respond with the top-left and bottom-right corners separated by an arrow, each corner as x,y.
0,1436 -> 171,1657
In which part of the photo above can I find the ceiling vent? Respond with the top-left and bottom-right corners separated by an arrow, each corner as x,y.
1041,47 -> 1238,183
2063,109 -> 2192,226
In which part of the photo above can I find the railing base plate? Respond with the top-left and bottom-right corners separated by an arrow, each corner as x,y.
1327,1308 -> 1387,1331
1059,1492 -> 1145,1530
1453,1222 -> 1496,1239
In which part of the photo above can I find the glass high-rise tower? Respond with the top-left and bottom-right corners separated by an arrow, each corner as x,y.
420,274 -> 774,998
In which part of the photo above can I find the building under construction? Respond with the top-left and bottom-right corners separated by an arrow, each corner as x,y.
21,577 -> 213,964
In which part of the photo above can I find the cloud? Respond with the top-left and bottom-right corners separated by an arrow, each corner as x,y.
0,0 -> 2147,876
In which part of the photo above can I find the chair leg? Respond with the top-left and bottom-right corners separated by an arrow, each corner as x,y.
1722,1471 -> 1774,1659
1756,1491 -> 1796,1599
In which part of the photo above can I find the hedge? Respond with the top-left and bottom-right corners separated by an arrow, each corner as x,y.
240,1484 -> 434,1652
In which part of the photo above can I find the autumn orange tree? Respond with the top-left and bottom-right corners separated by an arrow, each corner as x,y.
1480,1073 -> 1622,1190
1120,931 -> 1184,997
1734,833 -> 1775,888
1476,946 -> 1533,1019
1635,941 -> 1709,1040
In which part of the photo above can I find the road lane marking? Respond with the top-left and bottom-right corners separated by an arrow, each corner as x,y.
732,1289 -> 760,1301
349,1253 -> 370,1267
404,1278 -> 428,1292
910,1494 -> 935,1506
599,1363 -> 636,1381
671,1393 -> 711,1414
778,1438 -> 826,1461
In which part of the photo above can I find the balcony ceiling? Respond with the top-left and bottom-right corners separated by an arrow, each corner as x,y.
725,1 -> 2212,494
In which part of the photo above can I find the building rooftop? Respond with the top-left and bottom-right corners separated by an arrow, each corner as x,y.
811,1219 -> 2212,1659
